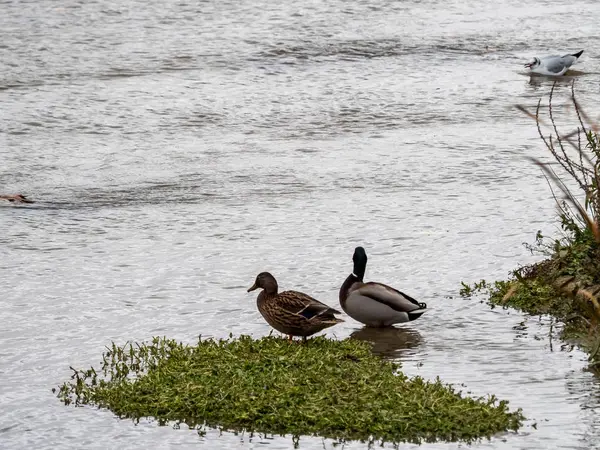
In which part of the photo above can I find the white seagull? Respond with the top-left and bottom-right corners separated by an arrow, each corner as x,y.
524,50 -> 584,76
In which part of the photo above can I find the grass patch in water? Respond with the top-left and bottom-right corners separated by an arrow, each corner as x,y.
460,229 -> 600,368
461,83 -> 600,370
55,335 -> 523,444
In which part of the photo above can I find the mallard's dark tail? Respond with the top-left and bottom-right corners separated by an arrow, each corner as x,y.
408,303 -> 428,321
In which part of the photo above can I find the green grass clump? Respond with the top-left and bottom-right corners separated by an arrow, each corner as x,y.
461,84 -> 600,369
55,335 -> 523,444
460,228 -> 600,367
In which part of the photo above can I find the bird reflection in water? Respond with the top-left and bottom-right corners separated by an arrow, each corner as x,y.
350,326 -> 423,359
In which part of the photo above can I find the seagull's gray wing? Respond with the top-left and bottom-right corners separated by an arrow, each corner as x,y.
559,54 -> 578,68
543,56 -> 568,74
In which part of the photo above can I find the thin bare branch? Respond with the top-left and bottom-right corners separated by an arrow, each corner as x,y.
528,157 -> 600,243
571,82 -> 598,134
515,104 -> 546,124
516,80 -> 600,243
571,81 -> 590,134
540,170 -> 571,220
535,99 -> 552,151
548,83 -> 568,158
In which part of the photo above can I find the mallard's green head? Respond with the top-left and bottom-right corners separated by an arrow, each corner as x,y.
248,272 -> 278,295
352,247 -> 367,281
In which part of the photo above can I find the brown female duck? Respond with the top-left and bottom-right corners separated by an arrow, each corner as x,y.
0,194 -> 34,204
248,272 -> 344,342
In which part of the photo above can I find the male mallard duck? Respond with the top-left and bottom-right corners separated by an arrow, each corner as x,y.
0,194 -> 34,204
248,272 -> 344,342
339,247 -> 427,327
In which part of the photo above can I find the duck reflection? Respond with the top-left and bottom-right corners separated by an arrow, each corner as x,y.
350,326 -> 423,359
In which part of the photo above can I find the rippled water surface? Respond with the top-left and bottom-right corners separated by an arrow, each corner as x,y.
2,0 -> 600,448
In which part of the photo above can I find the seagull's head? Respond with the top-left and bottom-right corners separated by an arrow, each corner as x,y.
524,57 -> 540,69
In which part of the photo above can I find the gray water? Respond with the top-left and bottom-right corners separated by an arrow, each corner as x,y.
2,0 -> 600,448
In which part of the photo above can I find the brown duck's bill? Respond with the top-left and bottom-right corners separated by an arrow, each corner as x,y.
247,283 -> 258,292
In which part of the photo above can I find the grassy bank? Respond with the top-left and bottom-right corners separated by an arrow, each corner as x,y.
461,83 -> 600,369
460,229 -> 600,368
56,335 -> 523,444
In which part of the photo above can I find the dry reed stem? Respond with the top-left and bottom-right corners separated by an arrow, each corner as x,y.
517,81 -> 600,243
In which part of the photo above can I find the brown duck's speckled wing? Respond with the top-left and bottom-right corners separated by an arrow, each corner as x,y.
278,290 -> 342,320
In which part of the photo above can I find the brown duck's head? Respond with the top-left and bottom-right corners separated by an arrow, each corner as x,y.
247,272 -> 278,294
